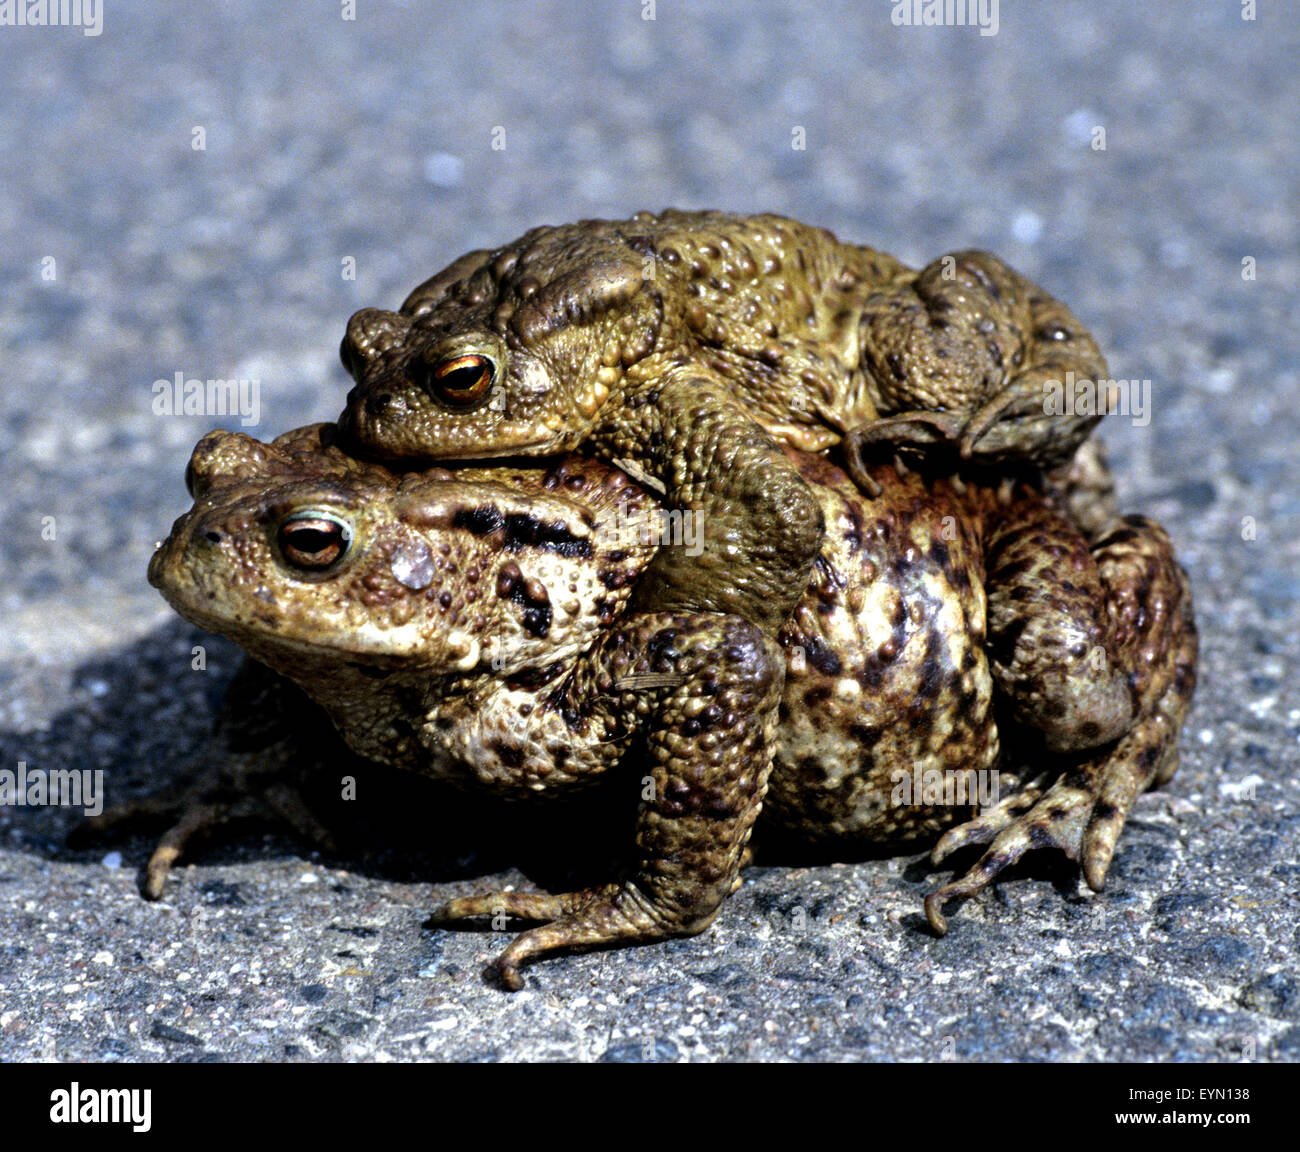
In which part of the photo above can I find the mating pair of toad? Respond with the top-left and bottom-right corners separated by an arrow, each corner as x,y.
88,211 -> 1196,988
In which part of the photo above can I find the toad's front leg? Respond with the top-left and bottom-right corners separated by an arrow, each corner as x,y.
590,359 -> 825,636
430,611 -> 782,990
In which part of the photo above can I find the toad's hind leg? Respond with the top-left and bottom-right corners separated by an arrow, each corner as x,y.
925,514 -> 1197,933
852,251 -> 1109,472
982,492 -> 1144,753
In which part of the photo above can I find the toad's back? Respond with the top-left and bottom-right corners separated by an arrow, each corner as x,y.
397,208 -> 911,449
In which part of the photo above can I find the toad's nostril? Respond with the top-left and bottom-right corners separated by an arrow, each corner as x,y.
366,392 -> 393,416
204,531 -> 222,544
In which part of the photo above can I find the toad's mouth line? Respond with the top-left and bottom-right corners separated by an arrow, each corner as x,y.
345,434 -> 564,466
152,585 -> 466,667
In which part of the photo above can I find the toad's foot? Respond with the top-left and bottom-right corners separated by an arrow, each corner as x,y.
925,514 -> 1197,933
846,396 -> 1079,487
859,250 -> 1110,472
432,882 -> 687,991
70,751 -> 337,899
431,610 -> 782,989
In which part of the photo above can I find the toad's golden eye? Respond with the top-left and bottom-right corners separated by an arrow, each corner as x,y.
278,513 -> 351,570
424,353 -> 496,411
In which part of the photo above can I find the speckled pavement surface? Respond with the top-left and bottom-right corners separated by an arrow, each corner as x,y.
2,1 -> 1296,1062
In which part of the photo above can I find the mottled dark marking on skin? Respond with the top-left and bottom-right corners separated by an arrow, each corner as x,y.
849,723 -> 883,748
1092,800 -> 1119,823
858,664 -> 883,691
891,547 -> 919,577
495,564 -> 553,637
842,500 -> 865,555
814,555 -> 848,598
989,556 -> 1040,584
963,257 -> 1000,300
1027,825 -> 1056,848
503,512 -> 594,557
600,567 -> 635,590
452,505 -> 504,538
929,539 -> 950,569
989,615 -> 1030,667
646,629 -> 682,671
802,635 -> 843,676
804,684 -> 832,708
917,631 -> 945,700
682,703 -> 727,737
505,662 -> 565,690
1100,524 -> 1141,548
452,505 -> 594,558
547,672 -> 589,732
520,605 -> 552,637
350,664 -> 393,680
489,741 -> 525,769
659,777 -> 737,821
496,560 -> 522,598
890,596 -> 907,629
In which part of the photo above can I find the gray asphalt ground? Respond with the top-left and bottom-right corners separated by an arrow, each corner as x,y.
1,1 -> 1296,1063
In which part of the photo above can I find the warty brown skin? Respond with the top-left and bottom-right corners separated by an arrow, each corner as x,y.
88,423 -> 1196,989
338,209 -> 1109,635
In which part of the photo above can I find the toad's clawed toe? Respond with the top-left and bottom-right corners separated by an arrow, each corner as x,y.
925,772 -> 1099,934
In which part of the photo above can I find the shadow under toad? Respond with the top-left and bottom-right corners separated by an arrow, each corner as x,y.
1,620 -> 640,904
2,619 -> 1084,937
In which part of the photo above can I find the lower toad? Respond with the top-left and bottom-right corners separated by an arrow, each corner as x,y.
83,424 -> 1197,988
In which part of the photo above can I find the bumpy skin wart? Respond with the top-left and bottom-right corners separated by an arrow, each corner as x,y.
338,209 -> 1108,632
88,423 -> 1196,988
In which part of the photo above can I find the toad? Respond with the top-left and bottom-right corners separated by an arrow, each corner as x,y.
338,209 -> 1110,635
86,424 -> 1196,989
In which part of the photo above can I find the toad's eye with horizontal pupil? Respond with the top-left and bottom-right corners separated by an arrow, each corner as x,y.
424,353 -> 496,411
278,513 -> 350,570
